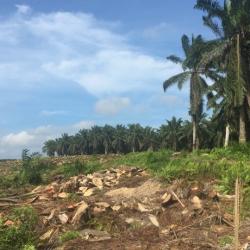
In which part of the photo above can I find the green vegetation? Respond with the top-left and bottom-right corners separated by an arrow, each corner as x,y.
109,145 -> 250,209
218,235 -> 234,247
0,206 -> 38,250
59,231 -> 80,243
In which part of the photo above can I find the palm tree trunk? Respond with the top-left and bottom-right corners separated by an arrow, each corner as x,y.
239,106 -> 246,144
192,117 -> 197,151
224,123 -> 230,148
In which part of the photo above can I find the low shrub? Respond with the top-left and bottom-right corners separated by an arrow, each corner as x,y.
0,206 -> 38,250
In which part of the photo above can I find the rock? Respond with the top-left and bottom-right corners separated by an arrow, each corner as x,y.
79,229 -> 111,242
148,214 -> 160,227
137,203 -> 150,212
191,196 -> 202,210
58,192 -> 69,199
84,188 -> 98,197
71,201 -> 88,226
4,220 -> 14,226
58,213 -> 69,224
161,192 -> 172,206
39,228 -> 55,241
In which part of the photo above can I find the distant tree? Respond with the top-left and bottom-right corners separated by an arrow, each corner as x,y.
42,139 -> 57,157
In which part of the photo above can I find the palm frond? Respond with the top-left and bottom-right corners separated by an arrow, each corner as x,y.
195,0 -> 224,18
199,40 -> 230,68
163,71 -> 190,91
203,16 -> 224,37
181,35 -> 191,56
166,55 -> 183,64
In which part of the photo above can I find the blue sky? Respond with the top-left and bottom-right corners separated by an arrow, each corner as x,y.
0,0 -> 215,158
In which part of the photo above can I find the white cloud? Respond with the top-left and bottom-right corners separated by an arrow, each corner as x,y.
0,10 -> 181,96
95,97 -> 131,116
15,4 -> 31,15
73,120 -> 95,130
0,121 -> 95,159
40,110 -> 67,116
2,131 -> 34,146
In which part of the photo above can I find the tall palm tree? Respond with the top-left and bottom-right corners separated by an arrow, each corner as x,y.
42,139 -> 57,157
76,129 -> 90,154
163,35 -> 208,150
102,125 -> 115,155
127,124 -> 143,153
141,126 -> 158,151
112,125 -> 127,154
195,0 -> 250,143
159,117 -> 183,151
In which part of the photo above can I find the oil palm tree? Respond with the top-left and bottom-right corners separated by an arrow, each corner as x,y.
42,139 -> 57,157
195,0 -> 250,143
163,35 -> 208,150
102,125 -> 115,155
112,125 -> 127,154
127,124 -> 144,153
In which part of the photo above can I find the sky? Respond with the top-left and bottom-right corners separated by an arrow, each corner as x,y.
0,0 -> 215,159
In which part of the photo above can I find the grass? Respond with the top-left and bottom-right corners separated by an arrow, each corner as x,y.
218,235 -> 234,247
0,206 -> 38,250
59,231 -> 80,243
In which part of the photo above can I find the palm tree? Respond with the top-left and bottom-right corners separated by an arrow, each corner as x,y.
127,124 -> 143,153
195,0 -> 250,143
141,126 -> 158,151
159,117 -> 183,151
56,133 -> 71,156
42,139 -> 57,157
89,126 -> 103,154
207,74 -> 238,147
163,35 -> 208,150
112,125 -> 127,154
77,129 -> 90,154
102,125 -> 115,155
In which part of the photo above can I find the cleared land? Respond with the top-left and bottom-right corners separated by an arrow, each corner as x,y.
0,148 -> 250,249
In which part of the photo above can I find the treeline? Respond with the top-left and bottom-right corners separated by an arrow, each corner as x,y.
42,117 -> 239,156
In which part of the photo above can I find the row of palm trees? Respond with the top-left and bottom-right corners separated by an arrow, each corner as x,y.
42,117 -> 238,156
164,0 -> 250,150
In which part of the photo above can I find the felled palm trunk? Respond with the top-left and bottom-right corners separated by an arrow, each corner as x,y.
224,123 -> 230,148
